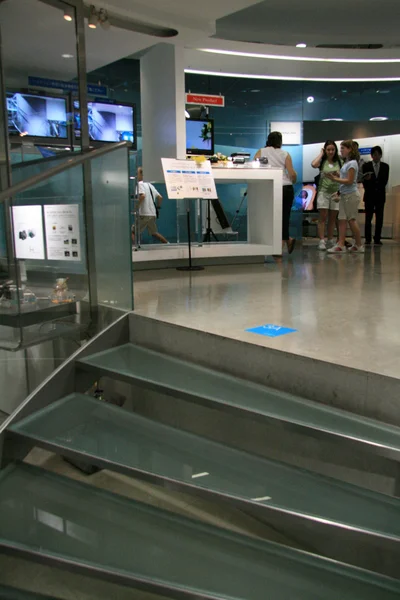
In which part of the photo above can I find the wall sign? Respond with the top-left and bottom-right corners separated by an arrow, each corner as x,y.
186,93 -> 225,107
246,324 -> 297,338
270,121 -> 302,145
44,204 -> 81,261
28,76 -> 107,97
161,158 -> 217,200
12,205 -> 45,260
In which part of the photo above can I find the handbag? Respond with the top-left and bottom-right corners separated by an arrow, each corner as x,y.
148,184 -> 160,219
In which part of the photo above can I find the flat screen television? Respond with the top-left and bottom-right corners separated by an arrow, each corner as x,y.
297,183 -> 317,211
186,118 -> 214,156
74,100 -> 136,147
7,91 -> 68,144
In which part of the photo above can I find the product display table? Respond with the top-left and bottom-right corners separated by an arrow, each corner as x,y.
132,164 -> 283,266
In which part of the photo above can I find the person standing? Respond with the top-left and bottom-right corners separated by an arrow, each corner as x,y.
311,140 -> 341,250
362,146 -> 389,245
326,140 -> 364,254
254,131 -> 297,254
132,167 -> 169,245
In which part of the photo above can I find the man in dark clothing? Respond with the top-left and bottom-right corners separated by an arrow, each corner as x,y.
362,146 -> 390,245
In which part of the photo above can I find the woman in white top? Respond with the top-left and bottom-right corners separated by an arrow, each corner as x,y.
254,131 -> 297,254
326,140 -> 364,254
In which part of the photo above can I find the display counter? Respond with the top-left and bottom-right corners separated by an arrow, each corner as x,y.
132,165 -> 283,267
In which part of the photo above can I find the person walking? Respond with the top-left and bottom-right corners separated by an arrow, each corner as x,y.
311,140 -> 342,250
362,146 -> 389,245
326,140 -> 364,254
132,167 -> 169,245
254,131 -> 297,254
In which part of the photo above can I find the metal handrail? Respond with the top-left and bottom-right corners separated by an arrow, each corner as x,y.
0,141 -> 130,204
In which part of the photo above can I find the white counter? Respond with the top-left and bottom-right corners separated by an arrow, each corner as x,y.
132,165 -> 283,266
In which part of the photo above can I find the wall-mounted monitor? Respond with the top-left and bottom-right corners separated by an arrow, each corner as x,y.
7,91 -> 68,145
74,100 -> 136,148
186,118 -> 214,156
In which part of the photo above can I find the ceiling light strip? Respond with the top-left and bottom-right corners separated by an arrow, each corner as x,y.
185,68 -> 400,83
199,48 -> 400,65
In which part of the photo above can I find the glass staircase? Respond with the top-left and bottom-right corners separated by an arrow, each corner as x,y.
1,316 -> 400,597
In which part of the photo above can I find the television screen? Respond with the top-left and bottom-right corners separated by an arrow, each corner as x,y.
186,119 -> 214,156
74,100 -> 135,144
297,184 -> 317,211
7,92 -> 68,139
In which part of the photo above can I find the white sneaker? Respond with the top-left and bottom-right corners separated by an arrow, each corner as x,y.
318,240 -> 326,251
348,244 -> 365,254
327,244 -> 346,254
326,239 -> 335,249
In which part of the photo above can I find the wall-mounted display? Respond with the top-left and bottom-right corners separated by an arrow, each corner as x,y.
74,100 -> 136,147
44,204 -> 81,261
7,91 -> 68,144
12,205 -> 45,260
270,121 -> 302,145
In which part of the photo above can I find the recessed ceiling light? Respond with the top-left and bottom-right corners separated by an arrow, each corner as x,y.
296,43 -> 307,48
369,116 -> 388,121
322,118 -> 343,121
250,89 -> 260,93
307,96 -> 314,103
62,54 -> 74,59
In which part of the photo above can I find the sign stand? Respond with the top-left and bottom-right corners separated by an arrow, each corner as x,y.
177,199 -> 204,272
161,157 -> 217,273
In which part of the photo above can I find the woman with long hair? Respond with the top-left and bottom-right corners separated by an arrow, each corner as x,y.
311,140 -> 342,250
254,131 -> 297,254
326,140 -> 364,254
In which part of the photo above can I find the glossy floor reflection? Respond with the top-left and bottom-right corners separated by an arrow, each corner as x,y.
133,244 -> 400,379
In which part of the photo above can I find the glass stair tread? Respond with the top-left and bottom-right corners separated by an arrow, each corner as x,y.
0,586 -> 61,600
9,394 -> 400,542
77,343 -> 400,453
1,463 -> 400,600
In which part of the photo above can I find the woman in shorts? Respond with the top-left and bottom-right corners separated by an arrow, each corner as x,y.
311,140 -> 341,251
326,140 -> 364,254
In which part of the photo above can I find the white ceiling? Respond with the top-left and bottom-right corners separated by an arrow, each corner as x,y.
215,0 -> 400,48
2,0 -> 400,86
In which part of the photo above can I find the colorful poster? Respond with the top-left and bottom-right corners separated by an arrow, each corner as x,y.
12,205 -> 45,260
161,158 -> 217,200
44,204 -> 81,261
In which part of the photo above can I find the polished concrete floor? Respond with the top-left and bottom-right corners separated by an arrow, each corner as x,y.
134,243 -> 400,380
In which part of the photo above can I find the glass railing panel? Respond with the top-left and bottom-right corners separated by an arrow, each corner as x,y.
79,344 -> 400,452
1,463 -> 400,599
10,393 -> 400,541
90,147 -> 133,311
0,161 -> 89,351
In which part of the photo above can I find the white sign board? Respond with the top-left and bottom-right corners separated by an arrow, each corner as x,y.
12,205 -> 45,260
270,121 -> 302,145
161,158 -> 217,200
44,204 -> 81,261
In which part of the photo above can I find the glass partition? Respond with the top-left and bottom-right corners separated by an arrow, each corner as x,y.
0,161 -> 88,351
91,146 -> 133,311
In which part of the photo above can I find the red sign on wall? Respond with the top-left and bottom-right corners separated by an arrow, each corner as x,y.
186,93 -> 225,107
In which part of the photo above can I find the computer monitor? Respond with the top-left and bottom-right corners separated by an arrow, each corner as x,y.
74,100 -> 136,147
7,91 -> 68,145
186,118 -> 214,156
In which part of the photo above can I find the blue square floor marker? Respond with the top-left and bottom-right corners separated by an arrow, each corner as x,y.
246,324 -> 297,338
